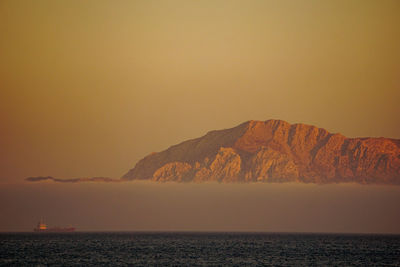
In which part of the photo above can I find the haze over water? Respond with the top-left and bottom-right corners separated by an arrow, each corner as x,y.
1,182 -> 399,233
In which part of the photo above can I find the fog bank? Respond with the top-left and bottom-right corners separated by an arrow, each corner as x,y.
1,182 -> 399,234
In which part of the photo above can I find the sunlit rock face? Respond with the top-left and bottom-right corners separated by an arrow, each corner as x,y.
122,120 -> 400,184
152,162 -> 192,182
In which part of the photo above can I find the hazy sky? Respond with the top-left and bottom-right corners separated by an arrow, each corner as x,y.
0,1 -> 399,233
1,0 -> 399,182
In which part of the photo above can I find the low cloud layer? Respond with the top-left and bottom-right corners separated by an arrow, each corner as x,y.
25,176 -> 123,183
1,182 -> 400,233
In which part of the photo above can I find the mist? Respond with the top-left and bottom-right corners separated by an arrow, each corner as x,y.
1,182 -> 399,234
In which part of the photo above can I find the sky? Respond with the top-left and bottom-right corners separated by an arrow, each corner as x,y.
0,1 -> 399,232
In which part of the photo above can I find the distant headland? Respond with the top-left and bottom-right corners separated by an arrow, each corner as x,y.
122,119 -> 400,185
27,119 -> 400,185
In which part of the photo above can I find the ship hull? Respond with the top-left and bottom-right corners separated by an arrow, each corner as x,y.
33,228 -> 76,233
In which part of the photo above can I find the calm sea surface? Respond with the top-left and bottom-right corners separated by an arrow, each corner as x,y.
1,232 -> 399,266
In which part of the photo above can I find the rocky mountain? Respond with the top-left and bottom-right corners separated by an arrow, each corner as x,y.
122,120 -> 400,184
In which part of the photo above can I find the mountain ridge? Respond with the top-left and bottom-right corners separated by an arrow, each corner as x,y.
122,120 -> 400,184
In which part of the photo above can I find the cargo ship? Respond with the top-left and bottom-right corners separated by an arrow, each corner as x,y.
33,218 -> 76,232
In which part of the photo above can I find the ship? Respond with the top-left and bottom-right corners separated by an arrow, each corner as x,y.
33,218 -> 76,232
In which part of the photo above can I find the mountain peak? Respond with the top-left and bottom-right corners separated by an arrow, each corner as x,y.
122,120 -> 400,184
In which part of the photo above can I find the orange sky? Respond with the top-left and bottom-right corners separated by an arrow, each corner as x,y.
1,0 -> 399,182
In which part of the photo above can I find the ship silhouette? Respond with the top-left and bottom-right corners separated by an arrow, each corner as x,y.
33,218 -> 76,232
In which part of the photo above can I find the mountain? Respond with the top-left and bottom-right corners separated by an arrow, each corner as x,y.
122,120 -> 400,184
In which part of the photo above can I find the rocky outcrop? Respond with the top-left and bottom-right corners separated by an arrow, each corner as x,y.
152,162 -> 192,182
122,120 -> 400,184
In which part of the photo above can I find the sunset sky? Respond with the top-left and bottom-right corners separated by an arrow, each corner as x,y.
0,1 -> 399,232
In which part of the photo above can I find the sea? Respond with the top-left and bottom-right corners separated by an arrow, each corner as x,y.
1,232 -> 399,266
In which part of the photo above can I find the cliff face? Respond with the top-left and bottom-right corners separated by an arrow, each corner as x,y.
122,120 -> 400,184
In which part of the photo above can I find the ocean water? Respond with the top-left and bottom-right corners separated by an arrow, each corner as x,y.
1,232 -> 399,266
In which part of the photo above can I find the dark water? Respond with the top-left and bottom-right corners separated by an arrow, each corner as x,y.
1,232 -> 400,266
